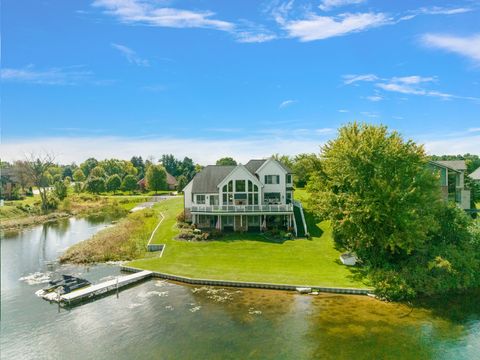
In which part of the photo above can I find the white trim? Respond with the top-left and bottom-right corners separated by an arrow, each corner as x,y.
255,158 -> 288,176
217,164 -> 263,190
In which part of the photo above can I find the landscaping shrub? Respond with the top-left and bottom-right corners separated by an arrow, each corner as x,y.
176,210 -> 186,223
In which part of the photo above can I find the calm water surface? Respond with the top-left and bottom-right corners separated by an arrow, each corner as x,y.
1,218 -> 479,360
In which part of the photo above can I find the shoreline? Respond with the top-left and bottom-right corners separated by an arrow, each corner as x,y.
120,264 -> 373,296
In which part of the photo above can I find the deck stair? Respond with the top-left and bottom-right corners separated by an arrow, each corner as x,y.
293,201 -> 307,238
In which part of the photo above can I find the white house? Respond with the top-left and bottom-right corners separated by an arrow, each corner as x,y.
183,158 -> 307,236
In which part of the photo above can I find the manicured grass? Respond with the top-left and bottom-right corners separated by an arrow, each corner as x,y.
128,195 -> 370,288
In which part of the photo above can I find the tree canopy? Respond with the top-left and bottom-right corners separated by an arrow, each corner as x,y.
216,157 -> 237,166
307,122 -> 441,265
146,165 -> 167,193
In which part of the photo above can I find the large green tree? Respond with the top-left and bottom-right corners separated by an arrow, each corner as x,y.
308,123 -> 441,266
146,164 -> 167,194
85,177 -> 106,194
121,174 -> 138,194
106,174 -> 122,194
216,157 -> 237,166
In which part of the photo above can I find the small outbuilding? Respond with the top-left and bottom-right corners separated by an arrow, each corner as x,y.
340,253 -> 358,266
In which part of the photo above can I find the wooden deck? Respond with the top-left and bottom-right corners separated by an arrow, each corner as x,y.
58,270 -> 153,305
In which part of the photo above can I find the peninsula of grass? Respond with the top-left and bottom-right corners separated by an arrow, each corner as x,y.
128,193 -> 370,289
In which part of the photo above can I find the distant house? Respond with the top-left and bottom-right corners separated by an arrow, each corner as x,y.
429,160 -> 471,209
469,166 -> 480,183
137,171 -> 178,191
183,158 -> 307,236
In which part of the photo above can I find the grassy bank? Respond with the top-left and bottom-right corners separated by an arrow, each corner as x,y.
0,194 -> 149,232
60,207 -> 160,264
128,195 -> 370,289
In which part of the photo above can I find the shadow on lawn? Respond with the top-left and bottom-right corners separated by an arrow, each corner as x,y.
218,233 -> 294,245
303,209 -> 323,238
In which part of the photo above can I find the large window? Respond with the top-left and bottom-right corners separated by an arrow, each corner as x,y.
196,194 -> 205,204
265,175 -> 280,184
222,178 -> 259,205
286,174 -> 292,184
235,180 -> 245,192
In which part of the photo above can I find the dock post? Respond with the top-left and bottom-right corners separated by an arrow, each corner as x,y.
116,276 -> 119,298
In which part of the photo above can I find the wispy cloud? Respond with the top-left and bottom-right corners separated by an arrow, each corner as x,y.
344,73 -> 479,101
111,43 -> 149,66
0,65 -> 96,85
338,109 -> 349,113
283,12 -> 389,41
467,127 -> 480,133
273,2 -> 472,43
421,33 -> 480,64
414,6 -> 472,16
279,99 -> 298,108
366,95 -> 383,102
343,73 -> 378,85
92,0 -> 234,31
318,0 -> 366,12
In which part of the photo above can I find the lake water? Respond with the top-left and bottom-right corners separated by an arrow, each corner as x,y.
1,218 -> 479,359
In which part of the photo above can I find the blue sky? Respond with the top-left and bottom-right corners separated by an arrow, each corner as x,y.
2,0 -> 479,164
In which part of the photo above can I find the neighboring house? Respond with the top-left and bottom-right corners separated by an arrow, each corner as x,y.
469,166 -> 480,183
137,171 -> 178,191
429,160 -> 471,209
183,158 -> 306,235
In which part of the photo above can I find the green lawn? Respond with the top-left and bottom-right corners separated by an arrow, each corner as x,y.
128,194 -> 370,289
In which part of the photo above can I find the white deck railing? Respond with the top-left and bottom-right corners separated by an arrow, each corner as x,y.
191,204 -> 293,213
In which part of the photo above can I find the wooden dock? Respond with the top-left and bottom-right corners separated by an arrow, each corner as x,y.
57,270 -> 153,305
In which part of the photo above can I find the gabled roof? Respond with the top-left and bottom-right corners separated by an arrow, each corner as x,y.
429,161 -> 461,173
191,165 -> 236,193
469,167 -> 480,181
166,172 -> 177,186
190,158 -> 293,194
434,160 -> 467,171
245,159 -> 292,174
244,159 -> 266,174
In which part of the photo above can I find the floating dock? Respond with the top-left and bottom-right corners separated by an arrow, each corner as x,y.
42,270 -> 153,305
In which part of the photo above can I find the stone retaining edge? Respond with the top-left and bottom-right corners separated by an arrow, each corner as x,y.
120,265 -> 373,295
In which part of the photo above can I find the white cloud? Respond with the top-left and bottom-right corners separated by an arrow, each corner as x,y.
236,32 -> 277,43
0,135 -> 324,165
344,73 -> 479,101
338,109 -> 349,112
319,0 -> 366,12
421,33 -> 480,64
376,82 -> 454,99
0,65 -> 95,85
423,134 -> 480,155
416,6 -> 472,16
366,95 -> 383,102
3,131 -> 478,164
111,43 -> 149,66
343,73 -> 378,84
467,127 -> 480,133
92,0 -> 234,31
284,12 -> 389,41
391,75 -> 435,84
279,99 -> 297,108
